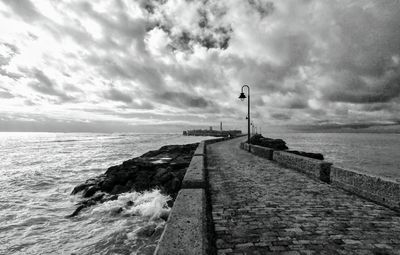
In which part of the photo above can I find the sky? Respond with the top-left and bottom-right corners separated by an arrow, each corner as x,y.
0,0 -> 400,133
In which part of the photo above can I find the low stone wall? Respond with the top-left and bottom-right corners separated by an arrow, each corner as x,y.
249,144 -> 273,160
330,166 -> 400,211
181,155 -> 205,189
240,143 -> 331,182
273,151 -> 332,183
194,141 -> 206,156
204,137 -> 227,145
155,137 -> 232,254
241,142 -> 250,151
154,189 -> 207,255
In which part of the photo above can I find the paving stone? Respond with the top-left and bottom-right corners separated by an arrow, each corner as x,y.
207,138 -> 400,254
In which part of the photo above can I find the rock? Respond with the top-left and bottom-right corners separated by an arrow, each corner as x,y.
110,207 -> 123,215
71,183 -> 89,195
82,185 -> 99,198
170,177 -> 181,193
111,184 -> 128,195
159,210 -> 169,221
105,165 -> 122,175
159,172 -> 174,184
125,180 -> 135,190
66,205 -> 86,218
71,178 -> 99,195
100,194 -> 118,203
91,193 -> 105,201
248,134 -> 324,160
66,199 -> 96,217
166,199 -> 174,207
100,178 -> 117,193
154,168 -> 169,179
249,134 -> 288,150
136,223 -> 157,237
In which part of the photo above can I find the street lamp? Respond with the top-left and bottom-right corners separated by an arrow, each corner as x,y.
239,85 -> 250,148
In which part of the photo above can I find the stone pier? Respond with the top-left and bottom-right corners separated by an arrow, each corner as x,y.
207,137 -> 400,255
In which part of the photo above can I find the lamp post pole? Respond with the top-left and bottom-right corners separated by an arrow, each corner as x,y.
239,85 -> 250,148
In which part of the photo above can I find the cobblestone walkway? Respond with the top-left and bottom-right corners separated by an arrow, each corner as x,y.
207,138 -> 400,255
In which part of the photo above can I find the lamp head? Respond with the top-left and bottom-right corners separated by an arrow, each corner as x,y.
238,92 -> 246,101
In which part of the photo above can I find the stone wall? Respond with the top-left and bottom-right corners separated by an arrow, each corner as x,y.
273,150 -> 332,183
240,142 -> 400,212
249,144 -> 273,160
330,166 -> 400,212
155,137 -> 231,255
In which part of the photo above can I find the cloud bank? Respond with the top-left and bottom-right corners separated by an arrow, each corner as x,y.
0,0 -> 399,132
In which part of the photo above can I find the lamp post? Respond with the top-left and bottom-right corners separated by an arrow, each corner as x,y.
239,85 -> 250,148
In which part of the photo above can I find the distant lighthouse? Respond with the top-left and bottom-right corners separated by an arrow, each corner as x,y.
220,121 -> 223,131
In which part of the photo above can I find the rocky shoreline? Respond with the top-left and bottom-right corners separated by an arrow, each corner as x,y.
68,143 -> 199,217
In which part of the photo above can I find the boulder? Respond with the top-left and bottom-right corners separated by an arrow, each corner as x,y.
154,168 -> 169,179
82,185 -> 99,198
111,184 -> 128,195
136,223 -> 158,237
249,134 -> 288,150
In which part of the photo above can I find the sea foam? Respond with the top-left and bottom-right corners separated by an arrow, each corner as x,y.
90,189 -> 171,220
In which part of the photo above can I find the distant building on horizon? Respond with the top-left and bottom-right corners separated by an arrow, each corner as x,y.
183,122 -> 242,137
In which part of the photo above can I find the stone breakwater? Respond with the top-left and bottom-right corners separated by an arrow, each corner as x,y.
69,143 -> 199,217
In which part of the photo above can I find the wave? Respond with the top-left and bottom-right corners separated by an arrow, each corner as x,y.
90,189 -> 171,220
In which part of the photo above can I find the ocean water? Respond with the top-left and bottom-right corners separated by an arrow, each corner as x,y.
268,132 -> 400,182
0,132 -> 215,255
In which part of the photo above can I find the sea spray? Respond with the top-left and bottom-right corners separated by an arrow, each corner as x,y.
69,189 -> 171,255
90,189 -> 171,220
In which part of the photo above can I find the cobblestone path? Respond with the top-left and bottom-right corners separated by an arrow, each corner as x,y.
207,138 -> 400,255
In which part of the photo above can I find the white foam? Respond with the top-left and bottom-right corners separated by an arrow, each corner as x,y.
91,189 -> 171,221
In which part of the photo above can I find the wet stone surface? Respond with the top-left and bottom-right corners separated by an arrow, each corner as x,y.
207,138 -> 400,255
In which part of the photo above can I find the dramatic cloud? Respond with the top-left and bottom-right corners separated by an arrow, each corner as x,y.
0,0 -> 399,132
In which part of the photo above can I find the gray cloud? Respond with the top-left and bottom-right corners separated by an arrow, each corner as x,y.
144,0 -> 233,51
157,91 -> 211,109
2,0 -> 42,21
0,90 -> 14,98
103,88 -> 132,104
271,113 -> 291,120
29,69 -> 74,102
324,70 -> 400,104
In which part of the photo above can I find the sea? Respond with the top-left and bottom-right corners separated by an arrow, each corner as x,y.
0,132 -> 399,255
0,133 -> 215,255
